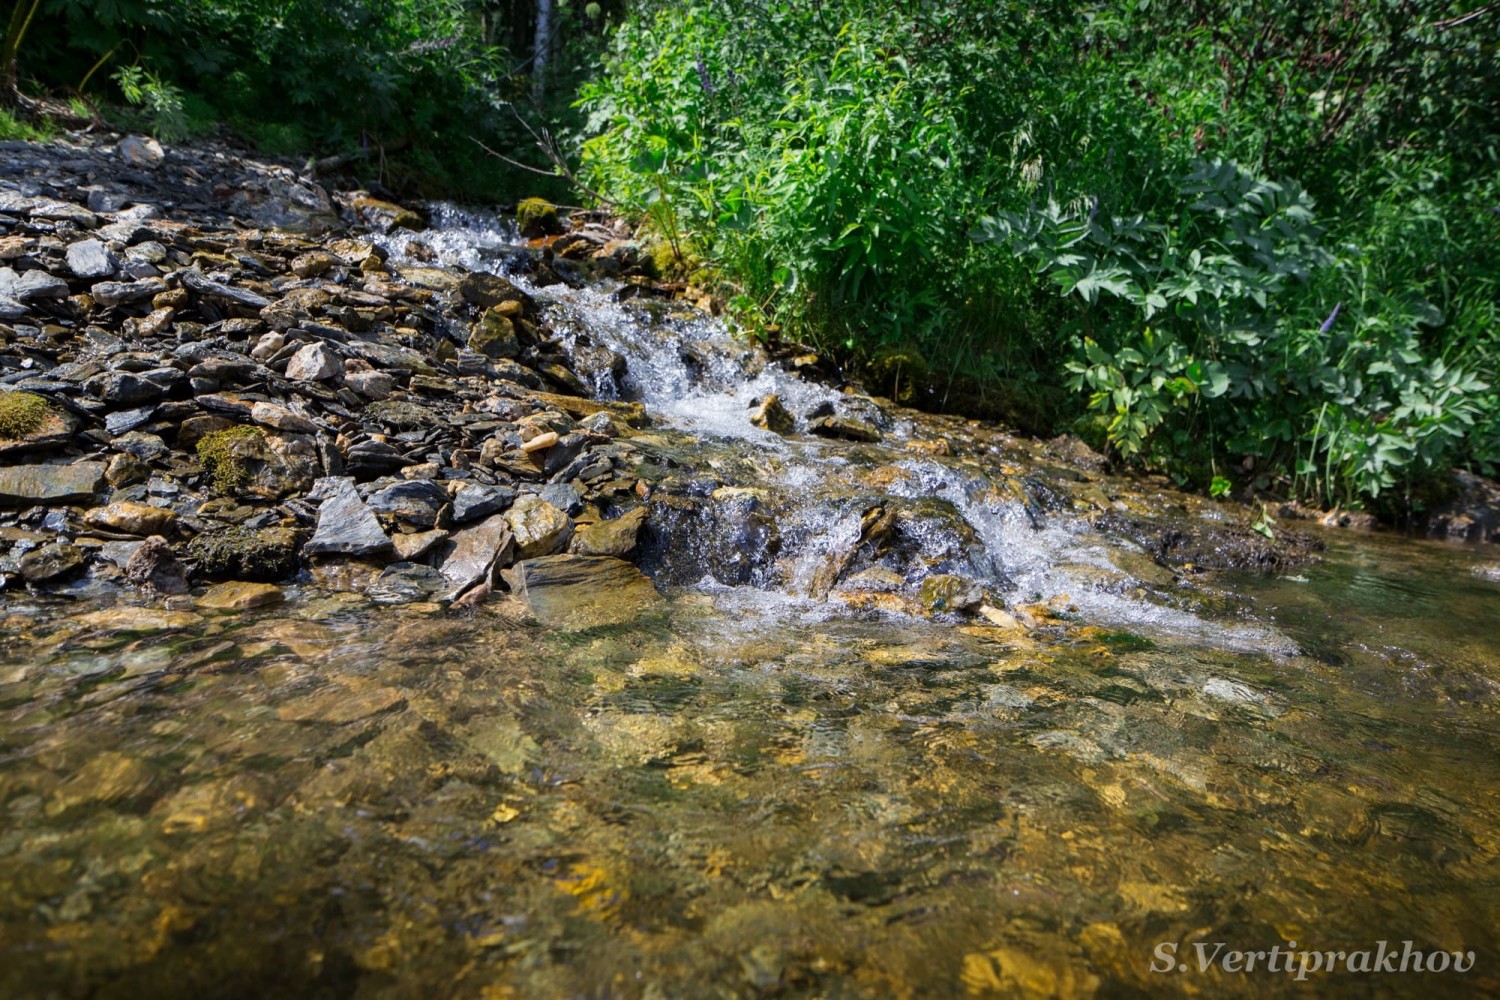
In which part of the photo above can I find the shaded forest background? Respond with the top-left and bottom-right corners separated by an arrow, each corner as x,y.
2,0 -> 1497,511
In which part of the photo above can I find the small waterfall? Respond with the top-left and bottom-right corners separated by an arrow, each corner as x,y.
380,208 -> 1295,652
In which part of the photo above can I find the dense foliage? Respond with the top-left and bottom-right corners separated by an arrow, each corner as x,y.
577,0 -> 1500,508
4,0 -> 615,198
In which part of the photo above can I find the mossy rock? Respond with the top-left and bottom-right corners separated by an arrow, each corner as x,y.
468,307 -> 521,359
187,525 -> 302,582
516,197 -> 563,238
0,391 -> 74,453
196,425 -> 267,493
866,344 -> 930,404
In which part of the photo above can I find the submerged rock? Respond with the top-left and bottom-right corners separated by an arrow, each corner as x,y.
502,554 -> 663,629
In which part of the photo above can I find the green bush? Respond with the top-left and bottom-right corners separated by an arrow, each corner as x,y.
577,0 -> 1500,508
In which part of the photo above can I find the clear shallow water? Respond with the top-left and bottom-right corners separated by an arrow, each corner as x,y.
1,541 -> 1498,998
2,213 -> 1496,997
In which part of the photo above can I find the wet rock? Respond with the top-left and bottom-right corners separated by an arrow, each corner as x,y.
570,506 -> 648,557
436,513 -> 513,594
808,413 -> 881,443
291,251 -> 338,278
504,495 -> 573,559
392,528 -> 448,561
503,554 -> 663,629
918,574 -> 985,613
368,479 -> 449,529
125,535 -> 190,594
197,580 -> 284,610
468,307 -> 520,359
349,196 -> 424,234
285,342 -> 343,382
1093,511 -> 1322,572
451,483 -> 516,524
154,775 -> 268,835
74,607 -> 202,633
188,525 -> 302,581
45,752 -> 156,819
19,542 -> 87,584
276,682 -> 406,724
0,462 -> 106,505
304,479 -> 392,558
105,452 -> 152,487
748,394 -> 795,434
66,239 -> 118,279
84,501 -> 176,536
458,272 -> 534,312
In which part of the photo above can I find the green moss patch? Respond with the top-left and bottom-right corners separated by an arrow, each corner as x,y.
196,425 -> 265,493
0,392 -> 55,439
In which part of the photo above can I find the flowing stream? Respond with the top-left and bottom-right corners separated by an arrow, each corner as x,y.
1,208 -> 1498,998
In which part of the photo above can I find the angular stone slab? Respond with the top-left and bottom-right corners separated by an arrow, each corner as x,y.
0,462 -> 106,505
502,554 -> 663,629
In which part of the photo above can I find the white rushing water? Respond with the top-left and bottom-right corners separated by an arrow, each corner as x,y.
379,207 -> 1296,654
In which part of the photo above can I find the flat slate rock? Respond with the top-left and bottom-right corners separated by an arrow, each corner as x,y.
501,554 -> 662,629
304,479 -> 392,557
0,463 -> 106,505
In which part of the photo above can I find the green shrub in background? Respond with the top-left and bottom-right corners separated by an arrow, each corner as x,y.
577,0 -> 1499,509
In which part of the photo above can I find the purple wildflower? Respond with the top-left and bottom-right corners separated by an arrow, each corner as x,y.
1318,302 -> 1341,334
695,59 -> 715,94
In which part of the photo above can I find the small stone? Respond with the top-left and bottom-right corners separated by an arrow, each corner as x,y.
918,574 -> 985,613
468,307 -> 520,359
504,495 -> 573,559
809,414 -> 881,443
19,542 -> 87,584
118,135 -> 166,168
187,525 -> 301,581
350,196 -> 424,234
249,331 -> 284,361
66,240 -> 117,279
89,371 -> 163,405
748,394 -> 795,434
91,277 -> 166,307
197,580 -> 284,610
570,507 -> 648,557
291,251 -> 337,278
105,452 -> 151,486
125,535 -> 190,594
392,528 -> 448,561
84,501 -> 176,536
285,342 -> 343,382
451,483 -> 516,524
521,430 -> 558,453
345,370 -> 395,400
304,479 -> 392,557
2,268 -> 68,302
458,272 -> 534,311
367,479 -> 449,528
251,400 -> 318,434
74,607 -> 202,633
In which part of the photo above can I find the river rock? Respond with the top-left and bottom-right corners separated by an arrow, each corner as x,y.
45,752 -> 156,819
66,239 -> 117,279
125,535 -> 190,594
118,135 -> 165,168
505,495 -> 573,559
367,479 -> 449,528
89,371 -> 163,405
392,528 -> 448,561
304,479 -> 392,558
19,542 -> 87,584
276,681 -> 406,724
91,277 -> 166,307
436,513 -> 513,594
459,271 -> 534,311
250,401 -> 318,434
809,414 -> 881,443
0,267 -> 67,303
197,580 -> 284,610
451,483 -> 516,524
570,507 -> 648,557
502,554 -> 663,629
74,607 -> 203,633
918,574 -> 985,613
345,370 -> 395,400
0,462 -> 106,505
469,307 -> 521,359
749,394 -> 795,434
84,501 -> 176,536
188,525 -> 302,581
285,342 -> 343,382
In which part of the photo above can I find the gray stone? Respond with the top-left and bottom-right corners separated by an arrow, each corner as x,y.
0,462 -> 106,505
105,406 -> 157,436
180,268 -> 272,310
0,267 -> 68,303
89,372 -> 162,405
437,513 -> 513,593
451,483 -> 516,524
285,342 -> 342,382
118,135 -> 165,168
66,240 -> 117,280
304,479 -> 392,557
367,479 -> 449,528
92,278 -> 165,307
250,401 -> 318,434
19,542 -> 87,584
